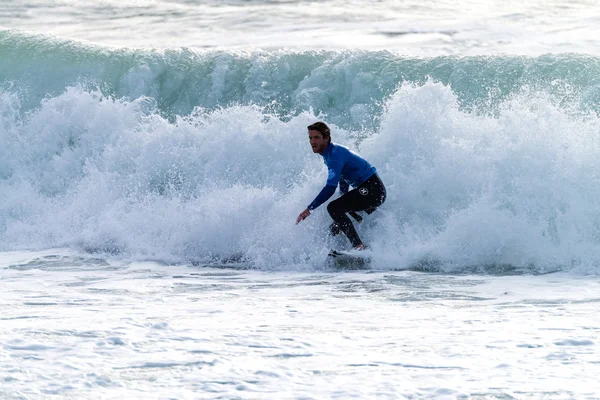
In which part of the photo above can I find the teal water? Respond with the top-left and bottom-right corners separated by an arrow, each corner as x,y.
2,30 -> 600,130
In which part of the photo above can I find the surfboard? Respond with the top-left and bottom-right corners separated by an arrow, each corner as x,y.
327,249 -> 371,269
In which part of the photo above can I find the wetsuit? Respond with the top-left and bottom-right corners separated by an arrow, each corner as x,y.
307,142 -> 386,247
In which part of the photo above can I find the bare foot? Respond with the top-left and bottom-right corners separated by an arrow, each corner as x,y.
354,244 -> 367,251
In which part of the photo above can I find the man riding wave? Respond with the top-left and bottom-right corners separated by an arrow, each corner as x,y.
296,122 -> 386,250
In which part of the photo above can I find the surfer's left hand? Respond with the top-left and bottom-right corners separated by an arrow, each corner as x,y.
296,208 -> 311,224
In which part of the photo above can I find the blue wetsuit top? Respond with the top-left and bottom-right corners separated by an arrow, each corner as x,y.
307,142 -> 376,211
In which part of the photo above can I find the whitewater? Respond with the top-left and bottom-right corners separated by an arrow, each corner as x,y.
2,1 -> 600,399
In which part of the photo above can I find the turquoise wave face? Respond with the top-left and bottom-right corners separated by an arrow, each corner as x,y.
2,30 -> 600,131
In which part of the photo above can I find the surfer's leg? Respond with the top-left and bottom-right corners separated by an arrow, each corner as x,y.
327,174 -> 387,248
327,198 -> 364,247
327,188 -> 376,247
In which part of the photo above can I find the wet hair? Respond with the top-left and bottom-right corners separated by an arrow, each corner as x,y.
307,121 -> 331,142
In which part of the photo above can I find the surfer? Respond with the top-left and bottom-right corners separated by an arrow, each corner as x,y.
296,122 -> 386,250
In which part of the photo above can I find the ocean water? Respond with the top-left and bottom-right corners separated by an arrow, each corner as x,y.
2,1 -> 600,399
2,0 -> 600,54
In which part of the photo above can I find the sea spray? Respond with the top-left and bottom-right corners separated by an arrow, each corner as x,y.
1,78 -> 600,272
4,31 -> 600,271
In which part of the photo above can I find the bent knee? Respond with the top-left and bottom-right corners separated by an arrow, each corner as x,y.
327,200 -> 339,216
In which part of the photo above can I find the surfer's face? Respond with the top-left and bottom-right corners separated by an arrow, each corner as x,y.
308,130 -> 328,154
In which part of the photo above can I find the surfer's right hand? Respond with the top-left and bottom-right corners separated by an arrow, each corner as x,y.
296,208 -> 311,224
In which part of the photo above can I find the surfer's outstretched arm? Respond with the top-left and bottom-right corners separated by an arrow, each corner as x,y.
296,208 -> 310,224
308,185 -> 337,211
296,185 -> 336,224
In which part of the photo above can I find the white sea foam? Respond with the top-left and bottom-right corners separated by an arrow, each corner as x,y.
2,82 -> 600,272
1,250 -> 600,399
